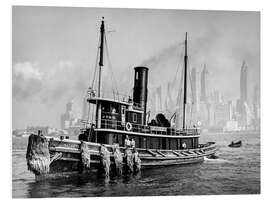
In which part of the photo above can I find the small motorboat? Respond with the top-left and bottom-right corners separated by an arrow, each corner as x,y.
228,141 -> 242,148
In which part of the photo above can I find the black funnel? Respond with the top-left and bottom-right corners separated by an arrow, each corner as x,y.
133,66 -> 148,125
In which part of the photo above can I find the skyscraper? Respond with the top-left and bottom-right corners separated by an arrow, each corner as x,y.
200,64 -> 208,102
164,82 -> 174,115
253,84 -> 259,116
237,61 -> 249,127
191,67 -> 198,111
240,61 -> 248,103
60,101 -> 75,129
66,101 -> 73,112
81,96 -> 88,121
156,86 -> 162,111
199,64 -> 212,127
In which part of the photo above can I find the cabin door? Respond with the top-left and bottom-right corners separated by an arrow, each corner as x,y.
97,132 -> 106,144
162,137 -> 166,149
141,137 -> 147,148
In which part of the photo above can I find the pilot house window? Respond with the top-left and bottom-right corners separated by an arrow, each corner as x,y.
133,113 -> 137,123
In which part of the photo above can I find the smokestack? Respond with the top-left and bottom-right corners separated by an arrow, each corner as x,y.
133,66 -> 149,125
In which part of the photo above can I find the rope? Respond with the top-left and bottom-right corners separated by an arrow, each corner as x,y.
85,34 -> 101,125
187,58 -> 194,127
91,105 -> 94,123
104,33 -> 120,100
172,61 -> 184,129
176,60 -> 184,108
91,35 -> 101,88
172,43 -> 185,88
153,42 -> 184,123
86,98 -> 92,125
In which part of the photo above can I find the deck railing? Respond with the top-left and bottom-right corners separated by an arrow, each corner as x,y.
97,119 -> 200,136
87,89 -> 144,110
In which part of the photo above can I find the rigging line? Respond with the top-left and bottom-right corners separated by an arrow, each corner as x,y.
176,59 -> 185,107
91,35 -> 101,88
91,101 -> 95,123
190,107 -> 193,127
90,50 -> 99,89
87,35 -> 101,124
174,59 -> 184,129
187,58 -> 194,127
104,33 -> 120,100
86,98 -> 92,124
174,46 -> 185,111
187,60 -> 194,101
172,44 -> 185,88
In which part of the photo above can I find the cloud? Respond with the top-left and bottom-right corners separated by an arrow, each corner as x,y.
13,62 -> 43,100
12,60 -> 91,103
13,62 -> 42,80
42,61 -> 89,104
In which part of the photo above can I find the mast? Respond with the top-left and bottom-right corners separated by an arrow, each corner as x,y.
182,32 -> 188,130
96,17 -> 105,129
98,17 -> 105,97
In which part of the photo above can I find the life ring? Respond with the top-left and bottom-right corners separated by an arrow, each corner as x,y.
126,122 -> 132,131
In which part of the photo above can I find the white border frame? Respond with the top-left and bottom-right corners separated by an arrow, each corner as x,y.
1,0 -> 268,202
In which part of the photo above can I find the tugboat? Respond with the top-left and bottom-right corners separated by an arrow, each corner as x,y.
26,18 -> 217,179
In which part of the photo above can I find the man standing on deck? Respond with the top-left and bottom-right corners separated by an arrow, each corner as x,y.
124,135 -> 131,147
131,138 -> 136,148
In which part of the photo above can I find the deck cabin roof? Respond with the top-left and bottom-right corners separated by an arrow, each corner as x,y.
87,96 -> 144,112
87,96 -> 131,106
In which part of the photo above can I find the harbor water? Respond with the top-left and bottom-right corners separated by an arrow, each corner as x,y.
12,132 -> 260,198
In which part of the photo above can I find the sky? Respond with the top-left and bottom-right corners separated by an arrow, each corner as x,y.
12,6 -> 260,129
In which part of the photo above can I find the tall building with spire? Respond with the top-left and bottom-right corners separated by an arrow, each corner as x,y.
191,67 -> 198,111
199,64 -> 212,127
240,61 -> 248,103
237,61 -> 249,127
60,101 -> 75,129
200,64 -> 208,102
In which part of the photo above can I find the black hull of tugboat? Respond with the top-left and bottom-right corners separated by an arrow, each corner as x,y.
36,158 -> 205,180
27,136 -> 217,179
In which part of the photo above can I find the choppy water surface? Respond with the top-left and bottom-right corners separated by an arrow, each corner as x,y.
12,132 -> 260,198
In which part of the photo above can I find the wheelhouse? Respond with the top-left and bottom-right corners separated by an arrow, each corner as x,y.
86,94 -> 199,150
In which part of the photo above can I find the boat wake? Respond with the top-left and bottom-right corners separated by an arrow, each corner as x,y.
204,157 -> 231,163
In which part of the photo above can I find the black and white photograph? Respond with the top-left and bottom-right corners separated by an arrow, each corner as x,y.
11,4 -> 260,198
